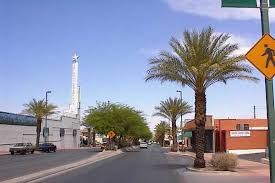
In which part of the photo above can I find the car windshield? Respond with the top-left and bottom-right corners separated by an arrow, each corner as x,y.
14,143 -> 25,147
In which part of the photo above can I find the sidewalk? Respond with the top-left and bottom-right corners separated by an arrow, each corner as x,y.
169,151 -> 270,181
0,151 -> 8,155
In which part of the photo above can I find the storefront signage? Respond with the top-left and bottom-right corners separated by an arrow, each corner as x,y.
230,131 -> 251,137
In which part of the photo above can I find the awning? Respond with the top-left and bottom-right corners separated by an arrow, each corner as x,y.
177,132 -> 192,140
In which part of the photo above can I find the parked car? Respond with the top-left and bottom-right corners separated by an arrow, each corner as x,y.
148,142 -> 152,145
139,142 -> 148,148
38,143 -> 57,153
9,143 -> 35,155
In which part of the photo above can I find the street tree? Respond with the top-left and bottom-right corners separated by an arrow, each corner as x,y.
85,102 -> 152,147
154,121 -> 170,147
145,27 -> 258,167
22,99 -> 57,149
154,97 -> 192,152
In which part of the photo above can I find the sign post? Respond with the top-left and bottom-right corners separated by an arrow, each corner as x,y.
222,0 -> 275,182
107,131 -> 116,149
259,2 -> 275,182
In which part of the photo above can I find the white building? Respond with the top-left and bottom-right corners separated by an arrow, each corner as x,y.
0,112 -> 80,151
0,52 -> 81,151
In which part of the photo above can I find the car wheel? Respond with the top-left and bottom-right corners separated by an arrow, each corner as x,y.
47,149 -> 50,153
10,151 -> 14,155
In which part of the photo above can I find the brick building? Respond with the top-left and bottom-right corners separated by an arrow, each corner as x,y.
183,116 -> 268,154
215,119 -> 267,154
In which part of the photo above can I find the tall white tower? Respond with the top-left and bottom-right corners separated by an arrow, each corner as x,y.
69,52 -> 80,118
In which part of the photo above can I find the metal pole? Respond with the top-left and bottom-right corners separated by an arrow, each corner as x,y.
45,91 -> 51,143
177,90 -> 183,151
253,105 -> 256,119
45,92 -> 48,128
260,0 -> 275,182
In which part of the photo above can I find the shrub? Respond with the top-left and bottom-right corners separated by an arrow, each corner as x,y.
210,153 -> 238,171
118,140 -> 130,148
105,144 -> 117,151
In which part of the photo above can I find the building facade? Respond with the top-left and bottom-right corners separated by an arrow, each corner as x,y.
215,119 -> 267,154
183,116 -> 268,154
0,112 -> 80,151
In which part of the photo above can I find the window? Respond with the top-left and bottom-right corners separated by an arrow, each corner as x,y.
60,128 -> 65,137
236,124 -> 250,131
73,129 -> 77,136
244,124 -> 249,130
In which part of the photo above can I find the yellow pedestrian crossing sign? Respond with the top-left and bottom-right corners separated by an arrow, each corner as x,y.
245,34 -> 275,80
107,131 -> 116,139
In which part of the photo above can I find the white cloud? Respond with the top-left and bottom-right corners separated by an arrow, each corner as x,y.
164,0 -> 275,21
225,33 -> 253,55
138,48 -> 160,56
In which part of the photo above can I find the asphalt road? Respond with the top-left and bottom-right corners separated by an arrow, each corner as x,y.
40,145 -> 194,183
0,149 -> 99,181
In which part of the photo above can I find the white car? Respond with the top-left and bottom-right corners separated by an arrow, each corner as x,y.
140,142 -> 148,148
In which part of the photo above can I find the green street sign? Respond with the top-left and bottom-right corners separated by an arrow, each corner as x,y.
221,0 -> 257,8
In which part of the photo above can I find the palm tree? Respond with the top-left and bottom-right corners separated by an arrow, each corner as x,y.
154,97 -> 192,152
146,27 -> 258,168
22,99 -> 57,149
154,121 -> 170,147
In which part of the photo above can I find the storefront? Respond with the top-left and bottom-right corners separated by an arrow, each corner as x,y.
183,115 -> 215,153
183,116 -> 268,154
215,119 -> 268,154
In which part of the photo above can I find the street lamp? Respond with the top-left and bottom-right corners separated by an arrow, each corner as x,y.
176,90 -> 183,151
45,90 -> 51,142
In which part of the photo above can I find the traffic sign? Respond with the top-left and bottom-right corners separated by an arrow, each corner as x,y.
246,34 -> 275,80
221,0 -> 257,8
107,131 -> 116,139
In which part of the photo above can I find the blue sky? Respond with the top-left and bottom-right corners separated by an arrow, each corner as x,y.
1,0 -> 274,130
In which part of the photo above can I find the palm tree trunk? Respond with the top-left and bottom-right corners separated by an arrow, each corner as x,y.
194,90 -> 206,168
171,119 -> 178,152
36,118 -> 42,149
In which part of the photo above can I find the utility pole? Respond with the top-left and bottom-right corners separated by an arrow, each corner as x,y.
260,0 -> 275,182
45,90 -> 51,143
177,90 -> 183,152
253,105 -> 256,119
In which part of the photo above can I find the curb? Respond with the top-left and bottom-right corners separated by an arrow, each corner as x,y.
167,152 -> 196,159
1,150 -> 123,183
121,146 -> 140,152
186,167 -> 237,175
261,158 -> 269,165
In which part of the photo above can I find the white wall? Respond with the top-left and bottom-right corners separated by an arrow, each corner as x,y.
0,116 -> 80,151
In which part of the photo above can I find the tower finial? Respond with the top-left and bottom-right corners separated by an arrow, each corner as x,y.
72,52 -> 80,63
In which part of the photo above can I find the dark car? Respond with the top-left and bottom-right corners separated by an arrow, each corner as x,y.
9,143 -> 35,155
38,143 -> 57,152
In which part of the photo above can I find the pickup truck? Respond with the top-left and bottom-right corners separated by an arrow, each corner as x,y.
9,143 -> 35,155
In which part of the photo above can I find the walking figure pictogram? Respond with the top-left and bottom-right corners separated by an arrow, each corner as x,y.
262,44 -> 275,68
